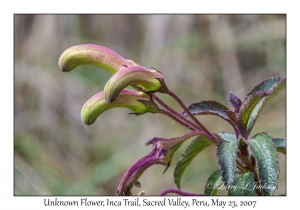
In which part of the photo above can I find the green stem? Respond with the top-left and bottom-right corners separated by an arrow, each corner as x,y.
237,161 -> 249,173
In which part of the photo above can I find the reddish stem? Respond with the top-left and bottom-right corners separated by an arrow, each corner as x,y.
152,93 -> 199,130
167,90 -> 215,141
160,188 -> 203,196
158,108 -> 196,131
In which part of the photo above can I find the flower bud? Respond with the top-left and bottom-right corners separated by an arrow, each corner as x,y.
58,44 -> 137,74
117,138 -> 182,196
117,143 -> 168,196
81,89 -> 158,125
104,66 -> 165,103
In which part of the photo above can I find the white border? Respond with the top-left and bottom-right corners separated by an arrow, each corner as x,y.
3,1 -> 299,209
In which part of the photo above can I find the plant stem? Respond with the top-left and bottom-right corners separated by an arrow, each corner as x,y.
166,89 -> 215,140
158,108 -> 196,131
179,130 -> 218,145
237,152 -> 262,196
239,139 -> 249,157
160,188 -> 203,196
237,153 -> 254,172
237,161 -> 249,173
151,93 -> 199,130
146,129 -> 218,146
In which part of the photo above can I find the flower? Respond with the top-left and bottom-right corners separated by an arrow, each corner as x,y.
117,143 -> 168,196
58,44 -> 137,74
81,89 -> 158,125
117,134 -> 189,196
104,65 -> 167,103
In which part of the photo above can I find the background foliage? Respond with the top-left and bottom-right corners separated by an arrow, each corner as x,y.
14,14 -> 286,195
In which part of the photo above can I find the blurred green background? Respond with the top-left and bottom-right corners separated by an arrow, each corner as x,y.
14,14 -> 286,195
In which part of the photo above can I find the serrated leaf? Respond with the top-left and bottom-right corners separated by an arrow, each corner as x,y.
248,133 -> 279,195
204,170 -> 222,195
183,100 -> 230,119
174,135 -> 213,189
247,77 -> 282,96
238,90 -> 269,139
247,77 -> 286,135
216,132 -> 237,188
228,172 -> 256,196
182,100 -> 237,130
273,138 -> 286,155
229,92 -> 242,112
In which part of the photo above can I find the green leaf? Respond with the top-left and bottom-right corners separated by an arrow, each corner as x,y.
246,77 -> 282,96
216,132 -> 237,188
183,100 -> 230,119
246,77 -> 286,135
228,172 -> 256,196
204,170 -> 222,195
183,100 -> 237,129
174,135 -> 213,189
273,138 -> 286,155
238,91 -> 269,139
248,133 -> 279,195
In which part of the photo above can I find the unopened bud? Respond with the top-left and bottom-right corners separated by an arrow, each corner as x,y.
104,66 -> 165,103
58,44 -> 136,74
81,89 -> 158,125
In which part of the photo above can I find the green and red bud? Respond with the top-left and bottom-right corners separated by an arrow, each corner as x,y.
58,44 -> 137,74
117,143 -> 169,196
81,89 -> 158,125
104,66 -> 166,103
117,136 -> 185,196
145,131 -> 212,169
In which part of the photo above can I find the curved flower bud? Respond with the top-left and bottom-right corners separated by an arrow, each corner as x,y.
117,136 -> 185,196
144,130 -> 214,173
58,44 -> 137,74
81,89 -> 158,125
104,66 -> 167,103
117,143 -> 168,196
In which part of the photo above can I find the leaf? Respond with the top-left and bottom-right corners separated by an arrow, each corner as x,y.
228,172 -> 256,196
273,138 -> 286,155
248,133 -> 279,196
229,92 -> 242,112
204,170 -> 222,195
182,100 -> 236,128
246,77 -> 282,96
174,135 -> 213,189
216,132 -> 237,188
246,77 -> 286,135
238,90 -> 269,139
